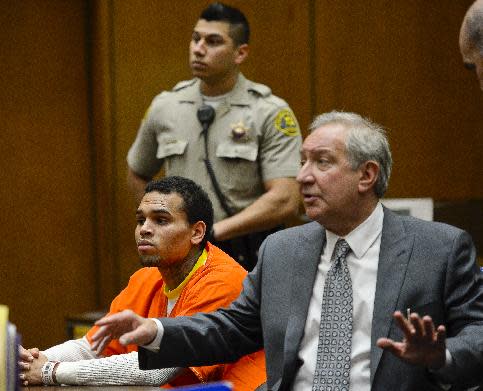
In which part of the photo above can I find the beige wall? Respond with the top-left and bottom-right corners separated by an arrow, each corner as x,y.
1,0 -> 481,348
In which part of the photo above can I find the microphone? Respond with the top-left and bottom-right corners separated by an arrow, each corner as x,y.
197,105 -> 234,217
197,105 -> 216,133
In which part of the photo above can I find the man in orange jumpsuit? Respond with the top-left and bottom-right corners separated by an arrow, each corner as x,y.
19,176 -> 265,390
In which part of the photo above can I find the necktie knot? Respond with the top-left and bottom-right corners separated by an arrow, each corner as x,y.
332,238 -> 351,264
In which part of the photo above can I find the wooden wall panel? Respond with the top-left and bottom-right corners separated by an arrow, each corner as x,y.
88,0 -> 122,309
0,1 -> 97,348
313,0 -> 483,199
1,0 -> 482,349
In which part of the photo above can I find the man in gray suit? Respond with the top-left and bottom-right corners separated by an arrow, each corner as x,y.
92,111 -> 483,390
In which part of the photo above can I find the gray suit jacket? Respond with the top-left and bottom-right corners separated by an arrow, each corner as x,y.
139,208 -> 483,390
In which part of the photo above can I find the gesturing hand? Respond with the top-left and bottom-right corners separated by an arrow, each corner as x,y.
376,311 -> 446,369
90,309 -> 158,354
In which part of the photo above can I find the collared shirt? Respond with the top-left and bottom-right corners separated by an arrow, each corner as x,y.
292,202 -> 384,390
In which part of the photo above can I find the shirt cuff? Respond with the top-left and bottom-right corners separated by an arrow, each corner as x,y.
429,349 -> 453,390
444,349 -> 452,367
142,318 -> 163,352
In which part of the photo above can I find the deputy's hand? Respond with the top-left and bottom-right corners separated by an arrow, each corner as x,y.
376,311 -> 446,369
91,309 -> 158,353
19,351 -> 47,386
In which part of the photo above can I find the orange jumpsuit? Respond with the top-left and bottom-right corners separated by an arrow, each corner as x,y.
87,243 -> 266,390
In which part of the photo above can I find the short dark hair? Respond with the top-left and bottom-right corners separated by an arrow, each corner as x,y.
200,2 -> 250,45
144,176 -> 214,248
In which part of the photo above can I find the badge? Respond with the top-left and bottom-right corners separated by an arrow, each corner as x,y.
274,109 -> 300,136
230,121 -> 251,141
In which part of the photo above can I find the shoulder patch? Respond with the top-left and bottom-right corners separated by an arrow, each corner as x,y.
274,109 -> 300,137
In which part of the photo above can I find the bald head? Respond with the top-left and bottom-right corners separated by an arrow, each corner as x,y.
460,0 -> 483,90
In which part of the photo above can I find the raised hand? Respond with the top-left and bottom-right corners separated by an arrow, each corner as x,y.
91,309 -> 158,354
376,311 -> 446,369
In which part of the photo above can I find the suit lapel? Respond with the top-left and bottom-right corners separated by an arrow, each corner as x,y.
279,222 -> 325,390
370,208 -> 415,384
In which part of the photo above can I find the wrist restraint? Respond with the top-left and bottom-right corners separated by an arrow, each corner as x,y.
41,361 -> 60,385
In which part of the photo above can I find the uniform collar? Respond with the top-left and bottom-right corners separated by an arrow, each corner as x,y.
176,73 -> 251,106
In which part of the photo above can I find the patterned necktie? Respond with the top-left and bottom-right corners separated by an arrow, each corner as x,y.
312,238 -> 352,391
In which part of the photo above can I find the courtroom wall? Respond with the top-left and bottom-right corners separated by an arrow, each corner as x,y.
1,0 -> 481,348
0,1 -> 97,348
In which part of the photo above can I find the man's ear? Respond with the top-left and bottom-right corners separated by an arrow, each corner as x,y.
234,43 -> 249,65
191,221 -> 206,246
358,160 -> 379,194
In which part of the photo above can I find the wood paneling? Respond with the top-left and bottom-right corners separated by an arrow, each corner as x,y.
88,0 -> 122,309
1,0 -> 482,348
0,1 -> 97,348
313,0 -> 483,199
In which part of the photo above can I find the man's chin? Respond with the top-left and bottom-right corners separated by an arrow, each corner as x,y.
190,67 -> 205,77
303,205 -> 323,222
139,255 -> 161,267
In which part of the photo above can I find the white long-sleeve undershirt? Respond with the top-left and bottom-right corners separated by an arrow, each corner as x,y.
42,337 -> 181,386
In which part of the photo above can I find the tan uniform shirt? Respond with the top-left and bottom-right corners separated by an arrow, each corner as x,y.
127,74 -> 302,222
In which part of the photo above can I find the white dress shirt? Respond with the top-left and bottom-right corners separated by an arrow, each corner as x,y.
292,202 -> 384,390
144,298 -> 176,352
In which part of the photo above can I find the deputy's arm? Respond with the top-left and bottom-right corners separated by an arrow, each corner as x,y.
213,177 -> 299,241
127,168 -> 151,205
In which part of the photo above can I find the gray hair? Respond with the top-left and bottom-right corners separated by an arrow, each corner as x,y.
467,6 -> 483,53
309,111 -> 392,198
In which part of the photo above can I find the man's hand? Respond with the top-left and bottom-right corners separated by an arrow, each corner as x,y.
18,345 -> 41,384
19,351 -> 47,386
376,311 -> 446,369
91,309 -> 158,354
18,345 -> 40,367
